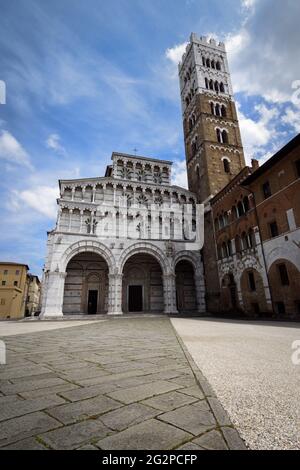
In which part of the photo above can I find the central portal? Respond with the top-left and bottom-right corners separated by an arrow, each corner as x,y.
88,290 -> 98,314
122,253 -> 164,313
128,285 -> 143,312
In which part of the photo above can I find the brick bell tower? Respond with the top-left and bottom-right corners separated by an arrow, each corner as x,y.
179,33 -> 245,203
178,33 -> 246,312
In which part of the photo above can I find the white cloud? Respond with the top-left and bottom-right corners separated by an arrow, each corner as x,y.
172,159 -> 188,188
12,185 -> 59,219
46,133 -> 67,156
236,102 -> 279,164
282,107 -> 300,133
0,130 -> 33,169
165,42 -> 188,65
241,0 -> 257,10
226,1 -> 300,104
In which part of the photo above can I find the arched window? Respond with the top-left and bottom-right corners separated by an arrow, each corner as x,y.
214,218 -> 219,230
211,60 -> 215,69
206,58 -> 210,68
241,232 -> 249,250
191,138 -> 198,156
220,82 -> 225,93
235,235 -> 241,253
221,105 -> 227,117
202,56 -> 206,66
205,77 -> 209,89
223,212 -> 229,226
216,61 -> 221,71
196,165 -> 200,182
227,240 -> 232,257
215,81 -> 219,93
248,228 -> 256,248
231,205 -> 237,220
222,130 -> 228,144
223,158 -> 230,173
189,118 -> 193,131
216,128 -> 222,143
215,103 -> 220,116
219,215 -> 224,229
243,196 -> 249,213
222,242 -> 228,258
237,201 -> 245,217
209,79 -> 214,90
210,102 -> 215,115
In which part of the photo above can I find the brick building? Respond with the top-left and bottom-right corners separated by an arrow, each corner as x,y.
243,134 -> 300,317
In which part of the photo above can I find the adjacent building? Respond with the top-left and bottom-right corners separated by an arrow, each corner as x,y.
243,134 -> 300,317
211,162 -> 273,315
0,262 -> 29,319
25,274 -> 41,316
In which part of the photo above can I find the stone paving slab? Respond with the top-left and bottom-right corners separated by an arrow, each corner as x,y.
99,403 -> 159,431
0,317 -> 246,450
97,419 -> 192,450
159,401 -> 216,436
0,411 -> 61,447
47,395 -> 122,425
39,418 -> 111,450
106,380 -> 183,405
142,390 -> 198,412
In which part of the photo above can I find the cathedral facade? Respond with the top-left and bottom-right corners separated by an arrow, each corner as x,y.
40,153 -> 205,317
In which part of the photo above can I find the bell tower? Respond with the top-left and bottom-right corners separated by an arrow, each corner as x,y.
179,33 -> 245,203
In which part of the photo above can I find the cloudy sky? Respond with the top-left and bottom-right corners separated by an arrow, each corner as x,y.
0,0 -> 300,276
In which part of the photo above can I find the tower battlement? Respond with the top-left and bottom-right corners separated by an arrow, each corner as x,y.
179,33 -> 225,70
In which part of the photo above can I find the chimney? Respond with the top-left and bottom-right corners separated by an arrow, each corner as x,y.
251,158 -> 259,171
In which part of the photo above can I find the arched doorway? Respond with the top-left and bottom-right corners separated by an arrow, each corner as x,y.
122,253 -> 163,313
175,260 -> 197,313
63,252 -> 109,314
268,259 -> 300,316
220,273 -> 238,312
240,268 -> 267,315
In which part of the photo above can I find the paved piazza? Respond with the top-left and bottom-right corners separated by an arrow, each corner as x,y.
171,318 -> 300,450
0,317 -> 245,450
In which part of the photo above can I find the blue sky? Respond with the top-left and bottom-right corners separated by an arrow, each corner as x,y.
0,0 -> 300,276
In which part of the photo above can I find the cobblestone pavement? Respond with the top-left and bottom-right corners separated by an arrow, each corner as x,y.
0,317 -> 246,450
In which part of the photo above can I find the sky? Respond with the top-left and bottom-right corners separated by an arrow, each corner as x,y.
0,0 -> 300,277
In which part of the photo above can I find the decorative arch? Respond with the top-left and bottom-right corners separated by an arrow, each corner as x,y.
172,250 -> 201,274
118,242 -> 170,275
60,241 -> 115,273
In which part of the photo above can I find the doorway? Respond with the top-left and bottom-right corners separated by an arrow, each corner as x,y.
88,290 -> 98,314
128,285 -> 143,312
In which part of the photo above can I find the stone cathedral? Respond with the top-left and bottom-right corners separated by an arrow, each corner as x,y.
40,33 -> 245,318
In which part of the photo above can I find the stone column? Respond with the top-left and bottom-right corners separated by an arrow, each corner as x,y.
163,273 -> 178,315
68,209 -> 73,232
194,269 -> 206,314
40,271 -> 67,319
107,273 -> 123,315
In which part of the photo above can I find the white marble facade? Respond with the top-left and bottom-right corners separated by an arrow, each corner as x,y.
40,152 -> 205,318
